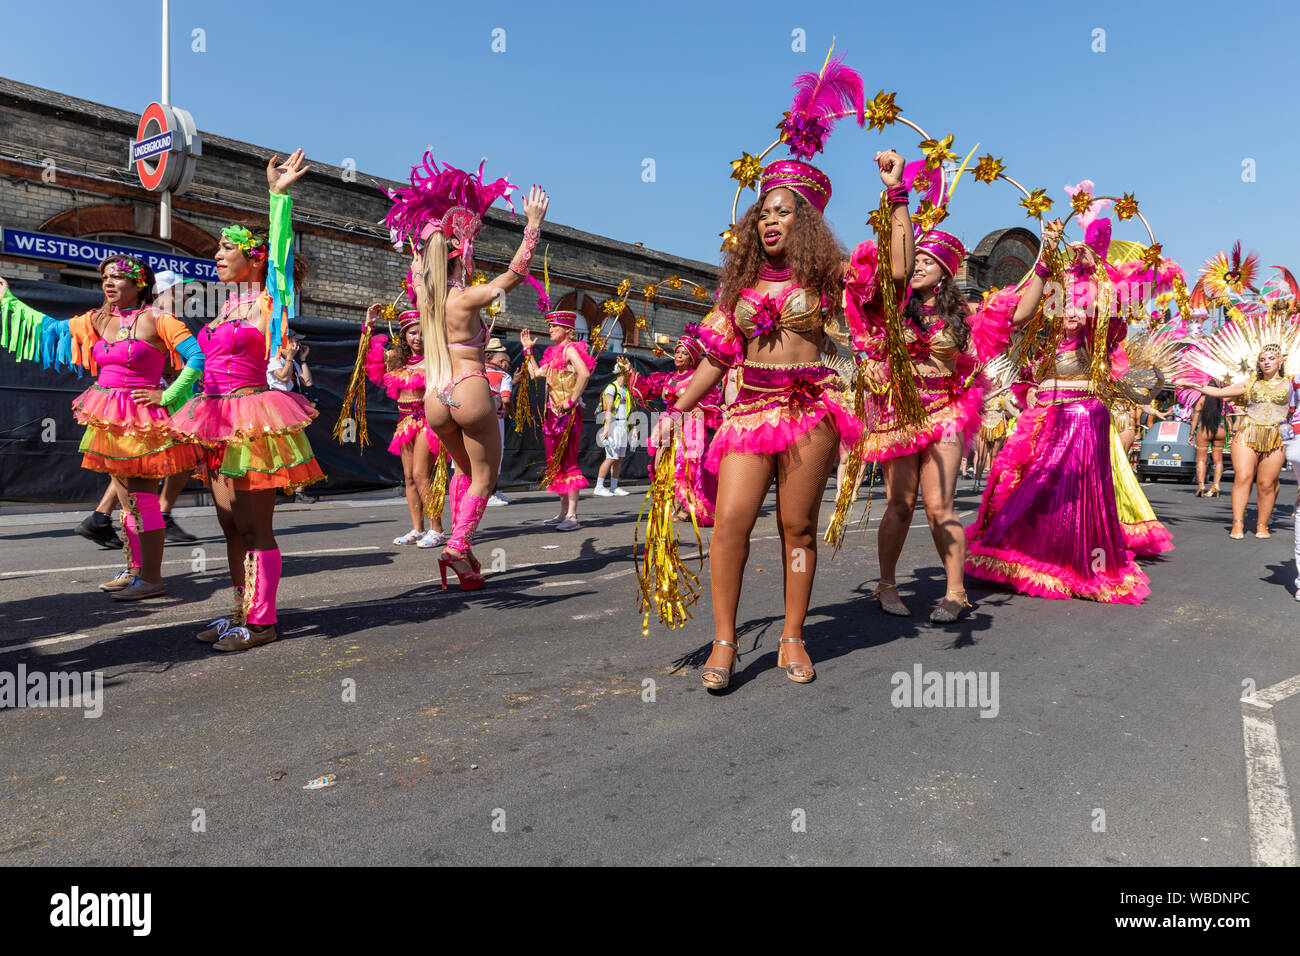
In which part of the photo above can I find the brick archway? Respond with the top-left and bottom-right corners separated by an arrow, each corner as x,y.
38,205 -> 217,259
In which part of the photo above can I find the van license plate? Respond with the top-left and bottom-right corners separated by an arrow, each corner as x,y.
1147,459 -> 1179,467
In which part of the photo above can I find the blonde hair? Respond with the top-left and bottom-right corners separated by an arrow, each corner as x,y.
416,234 -> 451,395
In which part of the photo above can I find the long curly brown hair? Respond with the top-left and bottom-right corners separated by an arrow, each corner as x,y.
717,190 -> 846,323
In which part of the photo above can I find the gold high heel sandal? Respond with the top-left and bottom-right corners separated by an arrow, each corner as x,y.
1229,522 -> 1245,540
777,637 -> 815,684
875,581 -> 911,617
930,589 -> 972,624
700,640 -> 738,691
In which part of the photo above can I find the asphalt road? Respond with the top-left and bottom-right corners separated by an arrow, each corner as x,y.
0,472 -> 1297,866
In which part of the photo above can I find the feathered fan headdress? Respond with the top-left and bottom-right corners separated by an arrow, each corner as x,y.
1177,315 -> 1300,385
381,152 -> 517,279
1199,241 -> 1260,305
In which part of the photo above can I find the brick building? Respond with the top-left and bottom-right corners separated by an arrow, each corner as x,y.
0,77 -> 716,350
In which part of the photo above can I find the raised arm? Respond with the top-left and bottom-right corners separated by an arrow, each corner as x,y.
1183,381 -> 1247,400
450,186 -> 548,312
876,151 -> 913,283
1011,221 -> 1065,328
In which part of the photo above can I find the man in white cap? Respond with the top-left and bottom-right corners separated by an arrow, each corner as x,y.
595,356 -> 633,496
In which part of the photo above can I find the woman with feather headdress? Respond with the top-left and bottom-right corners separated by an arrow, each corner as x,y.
847,173 -> 1063,623
651,53 -> 901,688
1178,316 -> 1300,539
384,151 -> 550,589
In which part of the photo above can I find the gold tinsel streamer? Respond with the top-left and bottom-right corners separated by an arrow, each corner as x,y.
333,322 -> 373,450
512,370 -> 537,434
122,492 -> 141,572
241,551 -> 258,624
824,367 -> 869,552
1087,259 -> 1114,394
634,431 -> 703,634
423,448 -> 450,520
1171,272 -> 1193,330
875,190 -> 926,429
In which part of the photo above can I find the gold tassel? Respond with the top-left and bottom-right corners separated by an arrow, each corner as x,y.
875,190 -> 926,429
513,373 -> 538,434
824,367 -> 869,552
1172,272 -> 1193,328
121,493 -> 141,572
538,407 -> 575,489
241,552 -> 257,624
1088,260 -> 1112,389
424,448 -> 449,520
634,431 -> 703,634
334,323 -> 372,450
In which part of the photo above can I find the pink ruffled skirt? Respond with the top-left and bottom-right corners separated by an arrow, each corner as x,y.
862,370 -> 984,462
543,405 -> 587,494
706,362 -> 861,469
72,384 -> 198,477
389,400 -> 440,457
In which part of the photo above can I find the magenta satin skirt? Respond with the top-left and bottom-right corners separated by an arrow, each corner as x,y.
543,405 -> 587,493
965,386 -> 1150,604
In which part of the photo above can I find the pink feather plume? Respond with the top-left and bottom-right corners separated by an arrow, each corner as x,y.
381,152 -> 516,249
780,53 -> 865,159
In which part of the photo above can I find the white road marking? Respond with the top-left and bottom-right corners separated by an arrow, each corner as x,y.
0,546 -> 381,578
1241,676 -> 1300,866
0,634 -> 92,655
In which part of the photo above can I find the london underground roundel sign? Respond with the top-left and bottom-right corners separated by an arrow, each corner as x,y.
130,102 -> 201,195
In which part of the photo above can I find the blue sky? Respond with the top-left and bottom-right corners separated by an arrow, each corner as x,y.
5,0 -> 1298,283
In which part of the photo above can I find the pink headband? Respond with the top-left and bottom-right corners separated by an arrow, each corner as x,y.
759,160 -> 832,215
546,311 -> 577,330
915,230 -> 965,276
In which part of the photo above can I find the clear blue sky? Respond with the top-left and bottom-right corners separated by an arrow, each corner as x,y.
5,0 -> 1297,282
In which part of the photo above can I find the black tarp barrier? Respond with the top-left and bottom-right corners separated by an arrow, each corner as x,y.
0,279 -> 671,502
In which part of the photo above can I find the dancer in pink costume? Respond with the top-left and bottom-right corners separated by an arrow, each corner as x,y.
520,312 -> 595,530
631,331 -> 723,525
362,307 -> 446,548
383,151 -> 550,589
171,150 -> 324,651
965,217 -> 1154,604
847,213 -> 1062,622
0,258 -> 203,601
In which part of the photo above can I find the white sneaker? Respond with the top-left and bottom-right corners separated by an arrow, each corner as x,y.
612,487 -> 630,496
487,492 -> 510,507
417,530 -> 448,548
555,517 -> 581,531
593,486 -> 612,497
542,514 -> 566,525
393,529 -> 422,545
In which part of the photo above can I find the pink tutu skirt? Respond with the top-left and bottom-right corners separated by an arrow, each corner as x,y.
72,384 -> 199,477
862,370 -> 984,462
169,388 -> 323,492
706,362 -> 861,469
389,400 -> 440,457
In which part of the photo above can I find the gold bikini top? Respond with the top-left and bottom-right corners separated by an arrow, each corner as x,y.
731,285 -> 850,349
1245,376 -> 1291,425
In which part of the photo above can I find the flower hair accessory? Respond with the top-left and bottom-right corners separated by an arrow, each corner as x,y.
101,256 -> 150,288
221,225 -> 267,258
381,152 -> 516,280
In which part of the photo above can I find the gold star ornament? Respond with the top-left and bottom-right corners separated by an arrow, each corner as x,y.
729,152 -> 764,191
616,278 -> 630,298
973,154 -> 1005,184
1020,188 -> 1053,219
642,284 -> 658,300
1070,190 -> 1095,217
719,229 -> 738,253
919,134 -> 957,171
1140,243 -> 1164,272
866,91 -> 901,132
911,200 -> 949,232
1114,193 -> 1139,221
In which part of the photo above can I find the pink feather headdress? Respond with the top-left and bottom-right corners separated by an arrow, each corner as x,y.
778,49 -> 865,160
382,152 -> 517,278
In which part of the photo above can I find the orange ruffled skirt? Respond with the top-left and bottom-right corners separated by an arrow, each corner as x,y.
72,384 -> 199,478
168,389 -> 325,491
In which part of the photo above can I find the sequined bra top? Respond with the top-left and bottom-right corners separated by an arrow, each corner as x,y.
1245,376 -> 1291,425
733,286 -> 823,337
